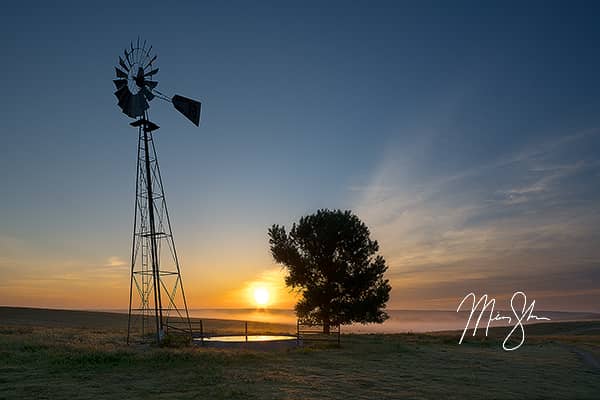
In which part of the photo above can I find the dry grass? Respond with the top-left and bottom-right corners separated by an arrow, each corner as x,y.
0,307 -> 598,399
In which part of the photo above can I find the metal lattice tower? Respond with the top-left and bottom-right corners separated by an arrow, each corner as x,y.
112,38 -> 201,344
127,116 -> 192,343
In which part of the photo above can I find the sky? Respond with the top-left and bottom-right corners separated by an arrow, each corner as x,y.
1,1 -> 599,312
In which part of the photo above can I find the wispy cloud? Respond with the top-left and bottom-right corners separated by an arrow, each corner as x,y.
352,128 -> 600,311
105,256 -> 126,267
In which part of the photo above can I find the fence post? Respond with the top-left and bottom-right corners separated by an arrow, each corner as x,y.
245,321 -> 248,343
337,324 -> 341,345
296,319 -> 300,345
200,320 -> 204,345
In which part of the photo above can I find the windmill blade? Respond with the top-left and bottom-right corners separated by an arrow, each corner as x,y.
144,68 -> 159,77
115,86 -> 130,103
115,67 -> 128,78
116,87 -> 132,110
113,79 -> 128,90
144,54 -> 158,69
145,80 -> 158,89
127,93 -> 148,118
124,49 -> 132,67
126,95 -> 139,118
141,86 -> 155,101
119,56 -> 130,72
172,95 -> 201,126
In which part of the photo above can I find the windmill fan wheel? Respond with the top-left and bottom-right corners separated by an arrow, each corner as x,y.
113,39 -> 159,118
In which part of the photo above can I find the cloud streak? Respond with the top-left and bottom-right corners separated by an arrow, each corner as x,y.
354,128 -> 600,311
105,256 -> 126,267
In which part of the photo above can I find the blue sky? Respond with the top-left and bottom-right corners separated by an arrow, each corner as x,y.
0,1 -> 599,310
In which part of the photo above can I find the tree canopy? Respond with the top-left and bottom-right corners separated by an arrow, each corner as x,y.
268,209 -> 391,333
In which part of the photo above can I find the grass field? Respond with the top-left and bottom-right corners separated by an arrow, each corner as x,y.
0,307 -> 598,399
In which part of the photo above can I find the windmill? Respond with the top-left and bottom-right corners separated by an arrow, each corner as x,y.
113,38 -> 201,344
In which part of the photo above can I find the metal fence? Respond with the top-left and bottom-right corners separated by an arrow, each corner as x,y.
164,318 -> 341,345
297,321 -> 341,345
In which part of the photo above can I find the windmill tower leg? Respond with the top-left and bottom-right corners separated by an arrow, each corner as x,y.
127,113 -> 192,344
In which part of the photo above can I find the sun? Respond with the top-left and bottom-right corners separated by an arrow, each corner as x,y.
253,287 -> 270,307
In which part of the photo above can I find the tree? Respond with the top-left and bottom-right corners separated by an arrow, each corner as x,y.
268,209 -> 391,334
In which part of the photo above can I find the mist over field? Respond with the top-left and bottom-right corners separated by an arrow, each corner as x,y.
95,308 -> 600,333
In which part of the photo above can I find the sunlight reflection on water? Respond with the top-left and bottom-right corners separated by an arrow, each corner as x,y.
200,335 -> 296,342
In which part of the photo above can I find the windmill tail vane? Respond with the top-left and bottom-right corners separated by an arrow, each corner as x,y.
113,38 -> 201,344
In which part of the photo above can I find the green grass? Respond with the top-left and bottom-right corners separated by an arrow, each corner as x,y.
0,307 -> 598,399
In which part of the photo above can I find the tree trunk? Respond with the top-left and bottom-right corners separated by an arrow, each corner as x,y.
323,319 -> 330,334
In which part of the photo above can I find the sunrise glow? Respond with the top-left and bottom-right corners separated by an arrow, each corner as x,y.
253,287 -> 270,307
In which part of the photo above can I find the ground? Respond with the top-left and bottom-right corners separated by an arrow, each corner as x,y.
0,307 -> 598,399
